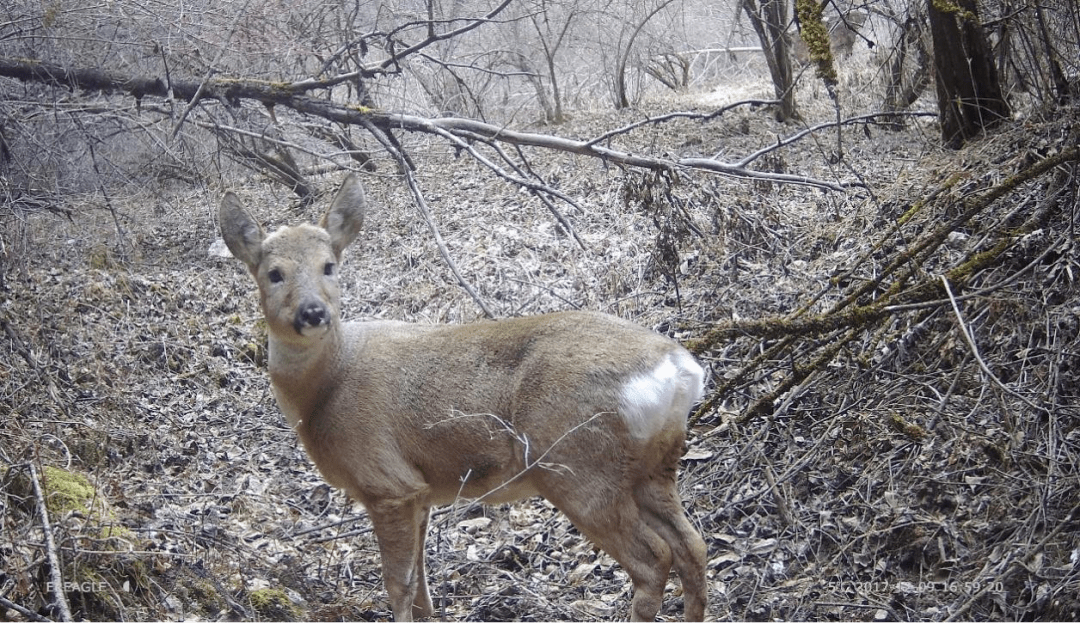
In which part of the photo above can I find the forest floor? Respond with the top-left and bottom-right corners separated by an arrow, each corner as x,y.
2,72 -> 1080,622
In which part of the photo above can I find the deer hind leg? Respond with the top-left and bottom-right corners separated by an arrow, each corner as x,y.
368,496 -> 434,621
637,478 -> 708,621
543,486 -> 674,621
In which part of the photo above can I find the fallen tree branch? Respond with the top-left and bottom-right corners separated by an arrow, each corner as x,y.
691,145 -> 1080,350
584,99 -> 779,146
688,144 -> 1080,424
28,464 -> 72,622
0,57 -> 853,190
732,110 -> 938,169
419,116 -> 849,189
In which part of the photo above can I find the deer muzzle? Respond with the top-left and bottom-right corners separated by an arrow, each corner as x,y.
294,300 -> 331,335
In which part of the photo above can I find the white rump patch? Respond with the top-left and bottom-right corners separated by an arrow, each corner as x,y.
618,351 -> 705,440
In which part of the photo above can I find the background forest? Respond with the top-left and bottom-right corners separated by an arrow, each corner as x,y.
2,0 -> 1079,620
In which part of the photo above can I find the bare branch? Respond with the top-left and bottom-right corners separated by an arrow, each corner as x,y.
170,0 -> 254,139
372,0 -> 515,75
29,464 -> 73,622
0,596 -> 51,623
940,275 -> 1047,414
360,119 -> 495,318
584,100 -> 779,146
420,121 -> 587,248
0,57 -> 855,191
396,115 -> 850,190
732,111 -> 937,169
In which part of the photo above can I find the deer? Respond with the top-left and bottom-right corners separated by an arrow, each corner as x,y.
218,174 -> 708,622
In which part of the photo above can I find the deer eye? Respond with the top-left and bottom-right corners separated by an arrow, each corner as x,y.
323,262 -> 335,276
268,268 -> 284,283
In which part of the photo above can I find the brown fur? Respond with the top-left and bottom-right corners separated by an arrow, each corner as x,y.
220,174 -> 708,621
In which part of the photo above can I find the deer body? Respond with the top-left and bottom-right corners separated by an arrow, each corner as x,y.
220,175 -> 708,621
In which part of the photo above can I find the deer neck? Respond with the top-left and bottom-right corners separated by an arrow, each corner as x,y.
266,324 -> 345,431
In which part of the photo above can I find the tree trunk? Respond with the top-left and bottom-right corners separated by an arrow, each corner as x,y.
883,14 -> 932,129
926,0 -> 1009,148
741,0 -> 799,121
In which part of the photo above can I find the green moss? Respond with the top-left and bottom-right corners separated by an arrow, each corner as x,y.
929,0 -> 956,11
180,578 -> 228,616
8,465 -> 134,537
930,0 -> 976,21
795,0 -> 837,86
40,466 -> 100,517
249,588 -> 303,621
89,244 -> 114,270
98,523 -> 136,542
897,200 -> 926,226
888,413 -> 928,440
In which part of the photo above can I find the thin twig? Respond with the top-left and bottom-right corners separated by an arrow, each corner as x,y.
733,111 -> 936,169
482,138 -> 586,250
940,275 -> 1047,415
423,123 -> 587,250
360,119 -> 495,318
944,501 -> 1080,621
761,458 -> 793,527
584,99 -> 779,147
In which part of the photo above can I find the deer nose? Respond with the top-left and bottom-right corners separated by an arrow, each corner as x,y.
295,301 -> 330,333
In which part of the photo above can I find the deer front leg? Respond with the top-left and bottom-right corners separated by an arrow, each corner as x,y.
369,497 -> 434,621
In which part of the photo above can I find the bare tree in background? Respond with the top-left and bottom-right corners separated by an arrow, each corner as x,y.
740,0 -> 799,121
645,51 -> 691,93
507,0 -> 584,124
994,0 -> 1080,106
612,0 -> 683,109
926,0 -> 1009,148
881,2 -> 932,128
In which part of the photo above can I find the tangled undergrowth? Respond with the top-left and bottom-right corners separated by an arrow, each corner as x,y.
2,93 -> 1079,621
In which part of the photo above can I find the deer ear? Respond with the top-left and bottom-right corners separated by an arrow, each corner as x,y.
320,174 -> 366,259
219,192 -> 265,272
